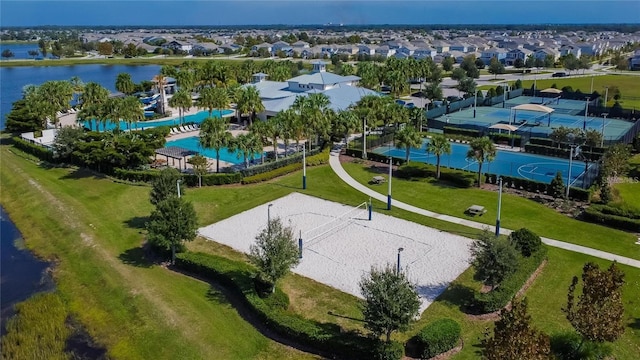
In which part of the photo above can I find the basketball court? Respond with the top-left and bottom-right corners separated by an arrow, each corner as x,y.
197,192 -> 473,313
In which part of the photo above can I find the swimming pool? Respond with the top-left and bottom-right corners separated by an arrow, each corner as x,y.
83,109 -> 234,132
373,139 -> 595,188
165,136 -> 263,166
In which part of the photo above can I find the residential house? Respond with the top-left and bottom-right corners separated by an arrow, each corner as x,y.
358,44 -> 377,56
505,48 -> 533,65
164,40 -> 192,53
480,48 -> 508,63
374,45 -> 396,58
534,48 -> 560,62
292,40 -> 310,49
628,50 -> 640,71
560,45 -> 581,58
432,40 -> 450,53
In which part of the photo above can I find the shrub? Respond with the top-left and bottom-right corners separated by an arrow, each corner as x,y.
12,137 -> 55,162
582,206 -> 640,232
374,341 -> 405,360
396,162 -> 475,188
239,147 -> 323,178
242,149 -> 329,184
416,318 -> 461,359
472,247 -> 547,313
508,228 -> 542,257
443,126 -> 480,138
550,331 -> 612,360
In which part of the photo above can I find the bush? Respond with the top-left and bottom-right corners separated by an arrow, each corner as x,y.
241,149 -> 329,184
443,126 -> 480,138
397,162 -> 476,188
582,206 -> 640,232
175,252 -> 377,359
472,247 -> 547,313
550,331 -> 612,360
239,147 -> 323,178
12,137 -> 55,162
524,143 -> 603,161
416,318 -> 461,359
489,133 -> 521,147
374,341 -> 405,360
508,228 -> 542,257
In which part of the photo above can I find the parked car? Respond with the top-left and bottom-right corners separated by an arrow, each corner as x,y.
552,72 -> 568,77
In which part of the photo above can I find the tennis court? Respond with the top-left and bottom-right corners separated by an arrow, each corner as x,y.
373,139 -> 596,188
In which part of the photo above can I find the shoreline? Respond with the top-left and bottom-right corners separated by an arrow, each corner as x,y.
0,56 -> 251,68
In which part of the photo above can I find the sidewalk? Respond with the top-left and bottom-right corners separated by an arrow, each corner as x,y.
328,148 -> 640,269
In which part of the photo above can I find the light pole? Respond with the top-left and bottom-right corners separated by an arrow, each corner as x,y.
566,144 -> 580,199
473,93 -> 477,118
583,97 -> 590,130
495,177 -> 503,237
362,118 -> 367,159
177,179 -> 182,198
302,144 -> 307,189
267,203 -> 273,233
604,86 -> 609,109
387,157 -> 393,210
601,113 -> 608,147
397,247 -> 404,274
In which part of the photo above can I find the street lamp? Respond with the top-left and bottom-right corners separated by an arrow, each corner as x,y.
302,144 -> 307,189
397,247 -> 404,274
601,113 -> 608,147
473,93 -> 477,118
604,86 -> 609,108
177,179 -> 182,198
583,96 -> 590,130
387,157 -> 393,210
566,142 -> 580,199
495,177 -> 503,237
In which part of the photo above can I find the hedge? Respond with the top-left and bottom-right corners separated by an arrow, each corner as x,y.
345,149 -> 407,166
239,147 -> 322,178
242,149 -> 329,184
443,126 -> 480,138
484,173 -> 591,202
582,206 -> 640,232
183,173 -> 243,186
524,144 -> 602,161
175,252 -> 378,359
12,137 -> 55,162
416,318 -> 461,359
471,246 -> 547,314
374,341 -> 405,360
397,162 -> 476,188
489,133 -> 522,147
529,137 -> 606,155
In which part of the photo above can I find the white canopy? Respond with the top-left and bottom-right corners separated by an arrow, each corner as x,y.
540,88 -> 563,94
512,104 -> 555,113
489,124 -> 519,131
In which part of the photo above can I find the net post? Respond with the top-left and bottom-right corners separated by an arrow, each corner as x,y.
298,230 -> 303,259
368,197 -> 372,221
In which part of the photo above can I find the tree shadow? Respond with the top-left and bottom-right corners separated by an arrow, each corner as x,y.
58,166 -> 107,180
327,310 -> 364,323
434,283 -> 476,313
629,318 -> 640,330
124,216 -> 149,230
118,247 -> 153,268
206,286 -> 231,306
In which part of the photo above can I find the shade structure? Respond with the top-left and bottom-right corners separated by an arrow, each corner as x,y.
489,123 -> 519,132
512,104 -> 555,114
540,88 -> 563,94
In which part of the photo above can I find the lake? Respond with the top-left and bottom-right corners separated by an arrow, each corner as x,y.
0,64 -> 161,130
0,206 -> 54,334
0,42 -> 43,60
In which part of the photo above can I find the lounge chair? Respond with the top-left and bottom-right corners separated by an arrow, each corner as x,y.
186,125 -> 194,131
180,126 -> 188,133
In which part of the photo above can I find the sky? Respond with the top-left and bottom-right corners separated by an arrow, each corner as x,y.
1,0 -> 639,27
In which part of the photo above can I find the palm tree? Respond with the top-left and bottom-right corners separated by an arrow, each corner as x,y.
115,73 -> 135,95
197,87 -> 229,117
408,107 -> 427,132
176,69 -> 196,93
120,96 -> 144,130
427,134 -> 451,179
332,110 -> 360,147
356,62 -> 380,90
230,133 -> 261,169
249,120 -> 270,164
466,136 -> 497,187
153,65 -> 175,116
395,126 -> 422,162
274,109 -> 295,157
305,93 -> 331,149
236,86 -> 264,127
199,117 -> 232,172
168,89 -> 192,126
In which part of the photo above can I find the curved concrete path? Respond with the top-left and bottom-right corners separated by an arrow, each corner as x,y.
328,149 -> 640,269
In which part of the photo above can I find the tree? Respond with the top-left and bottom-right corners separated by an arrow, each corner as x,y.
115,73 -> 135,95
197,86 -> 229,117
549,171 -> 566,198
52,126 -> 85,162
359,264 -> 420,342
513,58 -> 524,68
563,262 -> 625,354
236,86 -> 264,126
248,217 -> 300,293
332,110 -> 359,147
482,298 -> 551,360
146,197 -> 197,264
601,143 -> 631,179
450,67 -> 467,81
475,57 -> 485,69
120,96 -> 144,130
466,137 -> 496,187
471,231 -> 518,289
508,228 -> 542,257
456,77 -> 477,97
78,82 -> 109,131
427,134 -> 452,179
441,57 -> 454,72
4,98 -> 42,132
525,55 -> 536,69
488,57 -> 506,79
150,168 -> 182,205
395,125 -> 422,162
460,55 -> 480,78
27,50 -> 39,59
97,42 -> 113,56
168,89 -> 192,125
1,49 -> 15,59
549,126 -> 572,148
229,133 -> 260,168
199,116 -> 232,173
187,155 -> 210,187
38,39 -> 48,57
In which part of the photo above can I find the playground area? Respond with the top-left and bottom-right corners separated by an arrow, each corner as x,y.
435,96 -> 636,143
197,192 -> 473,313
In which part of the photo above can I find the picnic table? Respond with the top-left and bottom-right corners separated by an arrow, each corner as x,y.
372,176 -> 386,184
466,205 -> 487,216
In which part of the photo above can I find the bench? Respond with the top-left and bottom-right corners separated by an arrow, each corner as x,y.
466,205 -> 487,216
372,176 -> 386,185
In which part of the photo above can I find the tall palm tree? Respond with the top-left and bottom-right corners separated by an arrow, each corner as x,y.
427,134 -> 451,179
197,87 -> 229,117
199,117 -> 232,172
356,61 -> 380,90
395,126 -> 422,162
229,133 -> 260,169
332,110 -> 359,147
273,109 -> 295,157
305,93 -> 331,149
120,96 -> 144,130
249,120 -> 270,164
236,86 -> 264,127
409,107 -> 427,132
466,136 -> 497,188
168,89 -> 192,125
176,69 -> 196,93
115,73 -> 135,95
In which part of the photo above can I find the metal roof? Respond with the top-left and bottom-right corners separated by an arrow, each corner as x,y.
155,146 -> 197,159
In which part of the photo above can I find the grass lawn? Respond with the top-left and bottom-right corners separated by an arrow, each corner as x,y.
2,140 -> 639,359
341,161 -> 640,260
520,74 -> 640,109
612,154 -> 640,211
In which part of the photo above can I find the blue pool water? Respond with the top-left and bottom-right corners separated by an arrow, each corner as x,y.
374,140 -> 595,188
165,136 -> 263,165
83,109 -> 234,131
